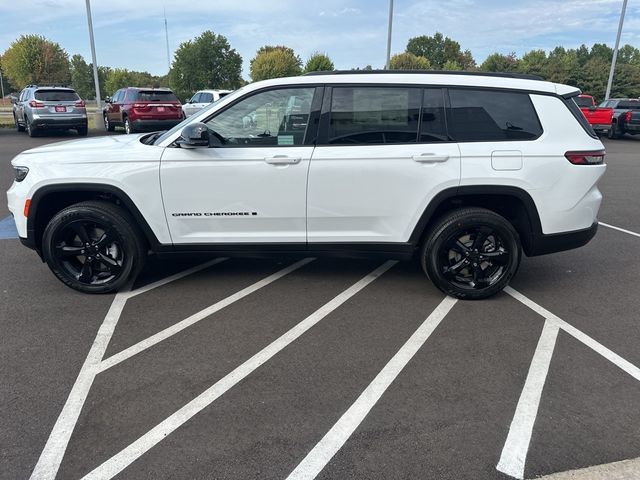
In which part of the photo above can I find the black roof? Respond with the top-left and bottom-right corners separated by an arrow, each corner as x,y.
303,70 -> 544,81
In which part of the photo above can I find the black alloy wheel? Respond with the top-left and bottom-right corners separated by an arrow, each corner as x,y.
42,201 -> 146,293
421,208 -> 521,300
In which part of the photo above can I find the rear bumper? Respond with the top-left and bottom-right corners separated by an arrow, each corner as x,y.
131,119 -> 182,131
623,123 -> 640,133
527,222 -> 598,257
31,116 -> 88,130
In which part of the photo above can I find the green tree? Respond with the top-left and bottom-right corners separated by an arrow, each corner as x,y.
519,49 -> 548,78
70,54 -> 94,99
1,34 -> 70,88
169,30 -> 242,101
544,47 -> 579,85
304,52 -> 334,73
480,52 -> 520,72
442,59 -> 462,71
105,68 -> 135,94
250,45 -> 302,81
406,32 -> 475,70
389,52 -> 431,70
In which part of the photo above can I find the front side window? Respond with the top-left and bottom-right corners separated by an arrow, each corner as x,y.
448,89 -> 543,142
190,93 -> 201,103
327,87 -> 421,144
206,87 -> 315,147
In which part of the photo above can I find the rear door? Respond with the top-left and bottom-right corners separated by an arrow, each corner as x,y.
307,85 -> 461,244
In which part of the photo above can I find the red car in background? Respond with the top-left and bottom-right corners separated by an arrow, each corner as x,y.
574,94 -> 614,135
103,87 -> 183,134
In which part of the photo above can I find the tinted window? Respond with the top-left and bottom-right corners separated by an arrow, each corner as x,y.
206,87 -> 314,146
448,89 -> 542,141
133,90 -> 179,102
219,92 -> 230,99
420,88 -> 448,142
618,100 -> 640,110
574,96 -> 593,108
200,92 -> 214,103
35,89 -> 79,101
328,87 -> 421,144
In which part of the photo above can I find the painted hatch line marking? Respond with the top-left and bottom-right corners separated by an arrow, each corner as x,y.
80,260 -> 398,480
496,320 -> 559,479
29,259 -> 230,480
98,257 -> 316,372
599,222 -> 640,239
0,215 -> 19,240
286,295 -> 458,480
498,286 -> 640,480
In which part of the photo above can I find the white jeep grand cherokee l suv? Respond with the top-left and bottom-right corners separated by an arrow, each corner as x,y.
7,71 -> 606,299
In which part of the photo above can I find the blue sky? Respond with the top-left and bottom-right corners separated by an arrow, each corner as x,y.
1,0 -> 638,79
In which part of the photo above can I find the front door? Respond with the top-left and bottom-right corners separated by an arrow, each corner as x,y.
307,86 -> 461,244
161,86 -> 319,245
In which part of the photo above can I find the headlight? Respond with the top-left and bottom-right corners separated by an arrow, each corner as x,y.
13,166 -> 29,182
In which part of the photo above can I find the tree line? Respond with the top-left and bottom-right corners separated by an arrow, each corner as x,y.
1,31 -> 638,104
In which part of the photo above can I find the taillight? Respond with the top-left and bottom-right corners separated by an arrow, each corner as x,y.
29,100 -> 44,108
565,150 -> 605,165
625,111 -> 632,122
75,100 -> 85,107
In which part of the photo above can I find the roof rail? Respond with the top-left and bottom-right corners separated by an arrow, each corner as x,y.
302,69 -> 544,81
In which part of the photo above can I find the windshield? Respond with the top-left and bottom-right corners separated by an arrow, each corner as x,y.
134,90 -> 179,102
153,86 -> 248,145
574,96 -> 593,108
35,89 -> 80,102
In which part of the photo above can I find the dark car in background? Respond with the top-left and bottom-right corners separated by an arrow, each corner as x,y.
599,98 -> 640,139
13,85 -> 88,137
103,87 -> 183,134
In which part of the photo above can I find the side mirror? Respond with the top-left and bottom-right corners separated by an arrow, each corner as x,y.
105,96 -> 112,103
177,122 -> 211,148
588,105 -> 597,111
10,97 -> 17,104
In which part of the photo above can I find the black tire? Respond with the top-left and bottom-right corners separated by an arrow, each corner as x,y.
42,201 -> 146,294
124,117 -> 134,134
607,124 -> 619,139
15,114 -> 25,132
26,118 -> 37,137
104,114 -> 114,132
420,207 -> 522,300
77,127 -> 88,136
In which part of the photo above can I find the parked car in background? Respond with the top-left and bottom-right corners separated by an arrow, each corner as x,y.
182,89 -> 232,117
574,94 -> 613,135
103,87 -> 183,134
12,85 -> 88,137
599,98 -> 640,139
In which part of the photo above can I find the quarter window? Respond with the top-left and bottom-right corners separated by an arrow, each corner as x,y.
327,87 -> 421,144
206,87 -> 315,146
448,89 -> 543,141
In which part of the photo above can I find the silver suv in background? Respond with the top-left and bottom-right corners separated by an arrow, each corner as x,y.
182,89 -> 232,117
13,85 -> 88,137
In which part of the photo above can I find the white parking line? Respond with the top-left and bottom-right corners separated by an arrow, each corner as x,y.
499,286 -> 640,479
29,259 -> 229,480
80,260 -> 398,480
286,295 -> 457,480
496,320 -> 559,480
98,257 -> 315,372
599,222 -> 640,239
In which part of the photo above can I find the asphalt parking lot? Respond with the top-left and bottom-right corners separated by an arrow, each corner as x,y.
1,128 -> 639,480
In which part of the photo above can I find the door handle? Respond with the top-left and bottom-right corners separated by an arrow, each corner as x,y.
412,153 -> 450,163
264,155 -> 301,165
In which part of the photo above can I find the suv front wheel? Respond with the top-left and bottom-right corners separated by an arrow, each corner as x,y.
42,201 -> 146,293
421,208 -> 521,300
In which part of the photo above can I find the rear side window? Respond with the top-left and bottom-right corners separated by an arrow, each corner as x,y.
448,89 -> 543,141
35,89 -> 79,101
328,87 -> 421,144
134,90 -> 179,102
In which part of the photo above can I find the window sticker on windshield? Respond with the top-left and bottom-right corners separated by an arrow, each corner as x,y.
278,135 -> 294,145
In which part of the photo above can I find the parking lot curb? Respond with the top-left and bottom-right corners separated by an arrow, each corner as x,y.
535,457 -> 640,479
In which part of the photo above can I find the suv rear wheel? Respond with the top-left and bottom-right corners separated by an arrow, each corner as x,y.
124,117 -> 134,134
26,119 -> 37,137
42,201 -> 146,293
421,208 -> 521,300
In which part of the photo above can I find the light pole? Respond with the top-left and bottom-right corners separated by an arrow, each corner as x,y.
385,0 -> 394,69
605,0 -> 628,100
85,0 -> 105,130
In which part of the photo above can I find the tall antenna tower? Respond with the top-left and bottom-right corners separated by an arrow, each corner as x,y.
164,7 -> 171,72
